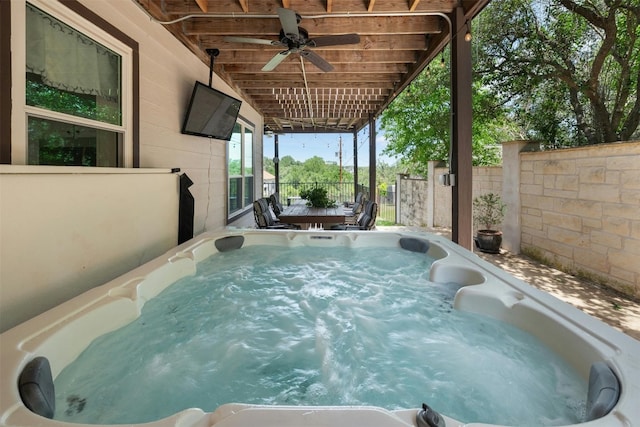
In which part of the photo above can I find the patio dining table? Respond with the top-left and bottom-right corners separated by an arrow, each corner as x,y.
278,203 -> 346,229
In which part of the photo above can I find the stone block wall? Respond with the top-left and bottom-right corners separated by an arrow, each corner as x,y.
472,166 -> 504,230
433,166 -> 452,227
396,176 -> 429,227
520,141 -> 640,298
430,165 -> 503,229
473,166 -> 503,195
396,140 -> 640,299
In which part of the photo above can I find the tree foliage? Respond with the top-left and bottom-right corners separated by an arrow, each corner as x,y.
476,0 -> 640,147
264,156 -> 405,195
264,155 -> 355,185
379,51 -> 511,175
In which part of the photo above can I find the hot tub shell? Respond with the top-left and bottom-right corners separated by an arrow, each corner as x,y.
1,230 -> 638,427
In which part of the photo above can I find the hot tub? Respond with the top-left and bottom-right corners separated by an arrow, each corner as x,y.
1,230 -> 638,427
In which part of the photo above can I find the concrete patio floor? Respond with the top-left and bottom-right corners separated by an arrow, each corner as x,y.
378,225 -> 640,341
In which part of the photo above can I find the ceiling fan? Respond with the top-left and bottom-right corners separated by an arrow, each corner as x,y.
223,8 -> 360,72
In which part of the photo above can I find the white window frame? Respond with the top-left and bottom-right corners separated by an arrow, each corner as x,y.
227,117 -> 255,220
11,0 -> 134,167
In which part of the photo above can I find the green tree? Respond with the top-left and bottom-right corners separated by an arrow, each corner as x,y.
263,156 -> 275,175
279,155 -> 297,169
380,51 -> 511,175
476,0 -> 640,147
266,155 -> 355,185
376,161 -> 404,187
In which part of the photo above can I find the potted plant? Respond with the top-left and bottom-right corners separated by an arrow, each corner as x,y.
299,187 -> 337,208
473,192 -> 506,254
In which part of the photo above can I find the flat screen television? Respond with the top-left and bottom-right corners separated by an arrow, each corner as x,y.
181,81 -> 242,140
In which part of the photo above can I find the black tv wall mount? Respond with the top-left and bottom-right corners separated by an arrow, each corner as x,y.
206,48 -> 220,88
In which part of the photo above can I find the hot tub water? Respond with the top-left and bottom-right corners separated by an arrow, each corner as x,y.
53,245 -> 587,426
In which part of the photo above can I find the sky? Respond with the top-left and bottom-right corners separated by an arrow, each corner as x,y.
262,130 -> 397,167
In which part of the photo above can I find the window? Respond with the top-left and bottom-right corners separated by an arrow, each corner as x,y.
228,120 -> 254,218
22,1 -> 132,167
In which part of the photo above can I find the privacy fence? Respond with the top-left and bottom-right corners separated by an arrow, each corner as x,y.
397,140 -> 640,300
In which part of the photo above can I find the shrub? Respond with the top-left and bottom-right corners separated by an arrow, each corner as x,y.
299,187 -> 336,208
473,193 -> 506,231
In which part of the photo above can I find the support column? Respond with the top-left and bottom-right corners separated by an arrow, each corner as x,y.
353,131 -> 359,199
395,174 -> 403,225
450,6 -> 473,249
368,114 -> 377,201
274,134 -> 280,194
427,161 -> 437,228
501,140 -> 528,254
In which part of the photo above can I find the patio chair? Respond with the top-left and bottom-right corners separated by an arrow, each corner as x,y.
332,201 -> 377,230
344,193 -> 366,224
256,198 -> 280,222
253,200 -> 299,230
269,193 -> 284,217
344,191 -> 364,209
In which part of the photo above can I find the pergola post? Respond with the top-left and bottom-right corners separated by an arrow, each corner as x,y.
274,134 -> 280,194
450,6 -> 473,250
368,114 -> 377,201
353,131 -> 359,199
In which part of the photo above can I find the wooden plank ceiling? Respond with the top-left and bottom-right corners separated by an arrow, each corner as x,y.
135,0 -> 486,133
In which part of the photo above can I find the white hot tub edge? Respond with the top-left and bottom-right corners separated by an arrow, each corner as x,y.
1,229 -> 638,427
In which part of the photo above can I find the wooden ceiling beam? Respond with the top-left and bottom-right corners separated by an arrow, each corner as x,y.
262,111 -> 376,118
159,0 -> 457,15
259,104 -> 384,112
268,97 -> 385,104
263,102 -> 381,109
194,0 -> 207,13
214,50 -> 418,65
222,62 -> 407,74
248,87 -> 391,101
200,34 -> 428,51
261,106 -> 384,113
230,73 -> 402,83
264,107 -> 381,113
237,80 -> 392,89
184,16 -> 442,36
245,101 -> 387,110
136,0 -> 487,134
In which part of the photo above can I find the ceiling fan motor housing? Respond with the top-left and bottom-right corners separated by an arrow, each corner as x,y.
280,27 -> 309,49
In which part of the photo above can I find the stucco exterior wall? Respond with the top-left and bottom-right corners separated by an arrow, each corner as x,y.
0,167 -> 179,332
77,0 -> 263,234
520,141 -> 640,298
1,1 -> 264,331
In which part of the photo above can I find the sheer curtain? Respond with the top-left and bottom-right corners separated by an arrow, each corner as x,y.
25,3 -> 119,101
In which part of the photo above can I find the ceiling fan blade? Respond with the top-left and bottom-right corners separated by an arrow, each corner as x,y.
308,34 -> 361,47
278,8 -> 300,38
300,50 -> 334,72
262,51 -> 291,71
224,36 -> 284,46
